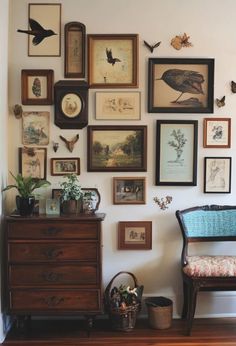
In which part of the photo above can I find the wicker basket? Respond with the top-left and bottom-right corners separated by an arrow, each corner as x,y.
145,296 -> 173,329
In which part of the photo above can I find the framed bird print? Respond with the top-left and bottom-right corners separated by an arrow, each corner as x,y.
87,34 -> 139,88
148,58 -> 214,113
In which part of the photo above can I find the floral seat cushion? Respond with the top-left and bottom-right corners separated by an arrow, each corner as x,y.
183,256 -> 236,277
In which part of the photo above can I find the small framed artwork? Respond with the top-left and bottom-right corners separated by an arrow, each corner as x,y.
46,198 -> 60,215
22,111 -> 49,146
203,118 -> 231,148
19,147 -> 47,179
82,188 -> 101,213
87,34 -> 139,88
27,3 -> 61,56
87,125 -> 147,172
148,58 -> 214,113
204,157 -> 231,193
113,177 -> 146,204
156,120 -> 198,186
118,221 -> 152,250
50,158 -> 80,176
95,92 -> 141,120
21,69 -> 54,105
52,189 -> 62,199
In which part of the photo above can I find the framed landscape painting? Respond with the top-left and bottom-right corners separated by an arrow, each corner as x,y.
22,111 -> 49,146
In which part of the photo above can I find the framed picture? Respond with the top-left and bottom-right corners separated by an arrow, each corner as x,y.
87,125 -> 147,172
204,157 -> 231,193
203,118 -> 231,148
148,58 -> 214,113
156,120 -> 198,186
50,158 -> 80,176
95,92 -> 141,120
21,69 -> 54,105
87,34 -> 138,88
52,189 -> 62,199
46,198 -> 60,215
19,147 -> 47,179
27,3 -> 61,56
113,177 -> 146,204
64,22 -> 86,78
82,188 -> 101,212
118,221 -> 152,250
22,111 -> 49,146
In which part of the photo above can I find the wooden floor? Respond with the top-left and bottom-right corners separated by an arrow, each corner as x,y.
3,317 -> 236,346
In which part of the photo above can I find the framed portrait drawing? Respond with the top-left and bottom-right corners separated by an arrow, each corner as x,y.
87,125 -> 147,172
204,157 -> 231,193
203,118 -> 231,148
19,147 -> 47,179
156,120 -> 198,186
50,158 -> 80,176
22,111 -> 49,146
21,69 -> 54,105
87,34 -> 138,88
113,177 -> 146,204
118,221 -> 152,250
148,58 -> 214,113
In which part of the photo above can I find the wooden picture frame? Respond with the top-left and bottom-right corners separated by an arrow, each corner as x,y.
50,158 -> 80,176
21,69 -> 54,105
204,157 -> 231,193
52,189 -> 62,199
82,188 -> 101,212
156,120 -> 198,186
203,118 -> 231,148
19,147 -> 47,179
22,111 -> 49,146
148,58 -> 214,113
87,34 -> 139,88
87,125 -> 147,172
118,221 -> 152,250
113,177 -> 146,204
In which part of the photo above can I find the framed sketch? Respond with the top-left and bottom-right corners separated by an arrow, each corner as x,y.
148,58 -> 214,113
113,177 -> 146,204
21,69 -> 54,105
203,118 -> 231,148
156,120 -> 198,186
87,34 -> 138,88
95,92 -> 141,120
27,3 -> 61,56
87,125 -> 147,172
204,157 -> 231,193
118,221 -> 152,250
22,111 -> 49,146
50,158 -> 80,176
19,147 -> 47,179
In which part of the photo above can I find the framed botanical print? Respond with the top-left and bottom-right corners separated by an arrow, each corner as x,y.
22,111 -> 49,146
203,118 -> 231,148
19,147 -> 47,179
113,177 -> 146,204
204,157 -> 231,193
118,221 -> 152,250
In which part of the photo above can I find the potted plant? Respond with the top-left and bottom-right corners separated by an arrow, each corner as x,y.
2,172 -> 51,216
59,174 -> 84,214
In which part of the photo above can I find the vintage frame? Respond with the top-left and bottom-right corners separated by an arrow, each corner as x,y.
148,58 -> 214,113
203,118 -> 231,148
64,22 -> 86,78
118,221 -> 152,250
50,158 -> 80,176
46,198 -> 60,215
95,91 -> 141,120
28,3 -> 61,57
19,147 -> 47,179
87,34 -> 138,88
113,177 -> 146,204
204,157 -> 231,193
156,120 -> 198,186
22,111 -> 49,146
87,125 -> 147,172
21,69 -> 54,105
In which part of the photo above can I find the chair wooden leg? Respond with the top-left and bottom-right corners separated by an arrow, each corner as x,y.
181,281 -> 189,319
186,282 -> 199,336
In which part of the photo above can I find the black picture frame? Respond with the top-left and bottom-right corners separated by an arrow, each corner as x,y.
204,157 -> 231,193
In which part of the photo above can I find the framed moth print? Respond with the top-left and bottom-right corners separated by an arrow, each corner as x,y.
88,34 -> 138,88
204,157 -> 231,193
156,120 -> 198,186
19,147 -> 47,179
203,118 -> 231,148
118,221 -> 152,250
113,177 -> 146,204
51,158 -> 80,176
148,58 -> 214,113
22,111 -> 49,146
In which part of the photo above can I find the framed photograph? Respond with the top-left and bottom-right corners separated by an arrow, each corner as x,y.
113,177 -> 146,204
87,34 -> 138,88
82,188 -> 101,212
50,158 -> 80,176
95,92 -> 141,120
148,58 -> 214,113
118,221 -> 152,250
27,3 -> 61,56
22,111 -> 49,146
19,147 -> 47,179
156,120 -> 198,186
21,69 -> 54,105
204,157 -> 231,193
46,198 -> 60,215
203,118 -> 231,148
87,125 -> 147,172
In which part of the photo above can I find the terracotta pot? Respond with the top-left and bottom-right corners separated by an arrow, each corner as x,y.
16,196 -> 35,216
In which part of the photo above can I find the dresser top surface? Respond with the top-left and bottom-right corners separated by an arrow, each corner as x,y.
6,213 -> 106,222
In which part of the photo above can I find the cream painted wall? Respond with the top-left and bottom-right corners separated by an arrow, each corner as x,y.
7,0 -> 236,319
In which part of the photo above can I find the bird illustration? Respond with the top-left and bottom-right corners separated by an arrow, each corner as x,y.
156,69 -> 204,103
144,40 -> 161,53
59,134 -> 79,153
17,18 -> 57,46
106,48 -> 121,66
216,96 -> 225,108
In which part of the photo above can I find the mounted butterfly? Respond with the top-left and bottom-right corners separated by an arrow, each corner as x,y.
143,40 -> 161,53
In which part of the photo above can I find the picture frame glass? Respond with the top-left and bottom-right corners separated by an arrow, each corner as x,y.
204,157 -> 231,193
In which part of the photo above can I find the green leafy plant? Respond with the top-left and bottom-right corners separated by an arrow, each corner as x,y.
59,174 -> 84,202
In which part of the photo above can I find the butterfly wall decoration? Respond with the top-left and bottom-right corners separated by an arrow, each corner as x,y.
216,96 -> 225,108
171,33 -> 193,50
143,40 -> 161,53
231,81 -> 236,93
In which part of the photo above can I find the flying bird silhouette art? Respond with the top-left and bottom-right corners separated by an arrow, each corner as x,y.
144,40 -> 161,53
106,48 -> 121,66
17,18 -> 57,46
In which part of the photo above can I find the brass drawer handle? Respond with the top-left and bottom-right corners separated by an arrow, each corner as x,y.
42,271 -> 63,282
43,248 -> 63,259
43,227 -> 62,236
43,296 -> 64,307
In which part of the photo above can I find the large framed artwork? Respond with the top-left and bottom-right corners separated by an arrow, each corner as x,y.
204,157 -> 231,193
203,118 -> 231,148
156,120 -> 198,186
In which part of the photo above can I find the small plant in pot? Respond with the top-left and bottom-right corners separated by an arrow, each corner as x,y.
59,174 -> 84,214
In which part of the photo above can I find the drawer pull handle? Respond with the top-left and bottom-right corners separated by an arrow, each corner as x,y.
43,227 -> 61,236
42,271 -> 63,282
43,248 -> 63,259
43,296 -> 64,307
